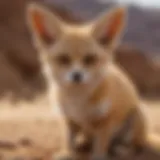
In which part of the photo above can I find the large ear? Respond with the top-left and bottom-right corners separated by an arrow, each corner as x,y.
92,7 -> 127,47
27,3 -> 64,48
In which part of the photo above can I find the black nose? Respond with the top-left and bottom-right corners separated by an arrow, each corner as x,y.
72,72 -> 82,83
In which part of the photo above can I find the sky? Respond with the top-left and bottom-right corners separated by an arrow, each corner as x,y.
118,0 -> 160,7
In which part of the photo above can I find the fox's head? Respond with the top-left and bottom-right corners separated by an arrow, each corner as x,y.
27,3 -> 126,90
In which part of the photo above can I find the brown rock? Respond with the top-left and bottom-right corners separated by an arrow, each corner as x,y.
115,45 -> 160,97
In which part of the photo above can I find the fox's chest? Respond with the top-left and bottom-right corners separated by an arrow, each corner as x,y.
64,103 -> 88,123
60,98 -> 111,126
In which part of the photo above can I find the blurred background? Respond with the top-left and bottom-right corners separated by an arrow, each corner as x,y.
0,1 -> 159,160
0,0 -> 160,101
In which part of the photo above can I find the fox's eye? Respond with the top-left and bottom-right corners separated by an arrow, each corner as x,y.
83,54 -> 97,66
56,55 -> 71,65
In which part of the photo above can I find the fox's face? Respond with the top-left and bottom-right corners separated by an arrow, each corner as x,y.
27,3 -> 126,89
44,31 -> 112,88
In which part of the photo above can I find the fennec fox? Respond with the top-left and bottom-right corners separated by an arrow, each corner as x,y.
27,3 -> 160,160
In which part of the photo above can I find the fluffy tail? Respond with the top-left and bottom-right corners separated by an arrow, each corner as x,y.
146,133 -> 160,152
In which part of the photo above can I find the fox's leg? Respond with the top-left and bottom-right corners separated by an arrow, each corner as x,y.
108,108 -> 146,157
129,109 -> 146,155
91,120 -> 118,160
117,108 -> 146,155
90,112 -> 136,160
91,129 -> 112,160
67,120 -> 81,150
108,108 -> 139,157
54,119 -> 80,160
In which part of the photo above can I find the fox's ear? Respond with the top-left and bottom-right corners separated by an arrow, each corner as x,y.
92,7 -> 126,47
27,3 -> 63,47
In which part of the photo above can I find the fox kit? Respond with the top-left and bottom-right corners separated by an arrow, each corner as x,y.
27,3 -> 160,160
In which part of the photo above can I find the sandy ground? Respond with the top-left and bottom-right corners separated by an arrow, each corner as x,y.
0,96 -> 159,160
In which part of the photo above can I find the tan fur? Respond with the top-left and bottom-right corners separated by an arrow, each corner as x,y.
27,3 -> 160,160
